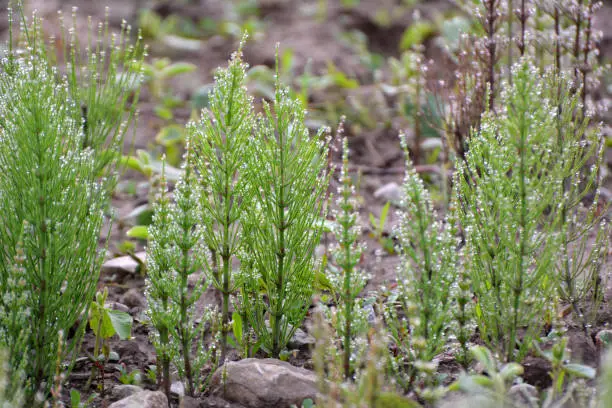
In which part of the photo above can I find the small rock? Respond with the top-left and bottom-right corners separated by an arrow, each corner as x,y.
102,252 -> 146,275
172,381 -> 185,397
180,396 -> 202,408
121,288 -> 146,309
288,328 -> 315,350
210,358 -> 318,408
373,182 -> 402,202
106,302 -> 130,314
508,384 -> 538,407
109,384 -> 144,403
108,390 -> 168,408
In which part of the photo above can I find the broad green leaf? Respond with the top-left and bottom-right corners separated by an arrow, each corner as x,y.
127,225 -> 149,240
232,312 -> 243,342
107,309 -> 133,340
564,363 -> 596,379
89,306 -> 116,339
160,62 -> 196,79
70,389 -> 82,407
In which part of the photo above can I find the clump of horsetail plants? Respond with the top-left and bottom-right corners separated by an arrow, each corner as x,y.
0,7 -> 143,402
385,134 -> 457,393
455,60 -> 604,362
241,59 -> 331,358
327,136 -> 368,380
190,48 -> 254,363
145,149 -> 219,401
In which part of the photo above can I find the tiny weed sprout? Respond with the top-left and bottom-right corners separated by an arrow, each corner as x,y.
241,53 -> 331,358
0,5 -> 143,402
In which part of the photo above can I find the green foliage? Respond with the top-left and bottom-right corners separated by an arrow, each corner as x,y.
455,61 -> 600,362
450,346 -> 524,407
69,389 -> 96,408
0,7 -> 142,401
328,137 -> 369,380
145,156 -> 219,397
241,64 -> 331,358
385,136 -> 457,391
87,288 -> 133,390
118,364 -> 142,386
190,48 -> 255,363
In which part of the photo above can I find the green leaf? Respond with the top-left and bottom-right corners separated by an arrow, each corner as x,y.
400,21 -> 436,51
154,105 -> 174,121
89,306 -> 116,340
127,225 -> 149,240
379,201 -> 390,231
232,312 -> 243,343
107,309 -> 133,340
155,124 -> 186,147
563,363 -> 596,379
326,62 -> 359,89
70,389 -> 82,407
160,62 -> 196,79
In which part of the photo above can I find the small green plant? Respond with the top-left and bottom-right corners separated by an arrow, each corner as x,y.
69,389 -> 96,408
118,364 -> 142,385
368,201 -> 395,254
190,46 -> 255,363
533,335 -> 596,406
146,155 -> 219,399
241,57 -> 331,358
227,311 -> 261,358
327,136 -> 369,380
384,134 -> 457,392
450,346 -> 525,407
86,288 -> 133,390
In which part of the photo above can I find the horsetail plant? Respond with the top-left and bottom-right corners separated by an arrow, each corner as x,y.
385,133 -> 457,391
456,61 -> 581,362
0,8 -> 142,402
328,136 -> 368,380
190,47 -> 254,363
242,62 -> 331,358
145,149 -> 219,399
170,144 -> 218,396
145,164 -> 179,401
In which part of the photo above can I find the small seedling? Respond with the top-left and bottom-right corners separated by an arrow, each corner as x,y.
87,288 -> 134,390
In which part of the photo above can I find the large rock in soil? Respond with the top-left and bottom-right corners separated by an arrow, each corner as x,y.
210,358 -> 318,408
108,390 -> 168,408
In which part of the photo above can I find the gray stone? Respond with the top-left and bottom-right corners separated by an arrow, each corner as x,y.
287,328 -> 315,350
108,390 -> 168,408
373,182 -> 402,202
210,358 -> 318,408
121,288 -> 146,309
172,380 -> 185,397
102,252 -> 146,275
109,384 -> 143,403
